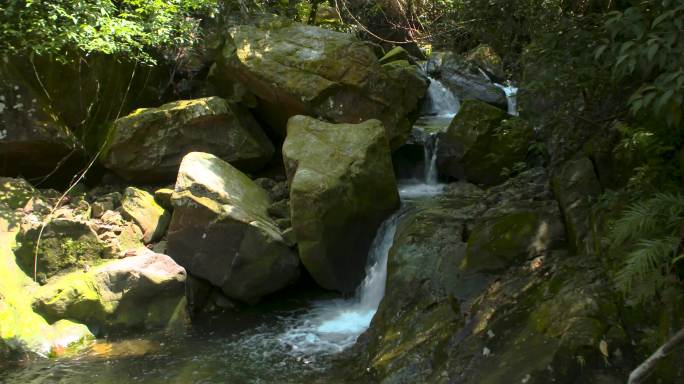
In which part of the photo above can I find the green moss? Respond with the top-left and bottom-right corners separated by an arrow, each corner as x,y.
462,211 -> 539,273
15,220 -> 105,282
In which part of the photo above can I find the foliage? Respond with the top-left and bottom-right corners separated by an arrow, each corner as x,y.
608,193 -> 684,302
0,0 -> 218,63
597,0 -> 684,128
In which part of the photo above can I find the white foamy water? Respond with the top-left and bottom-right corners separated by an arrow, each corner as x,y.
277,213 -> 401,356
421,77 -> 460,117
495,81 -> 518,116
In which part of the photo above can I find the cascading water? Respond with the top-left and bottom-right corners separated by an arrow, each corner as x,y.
399,77 -> 459,198
275,77 -> 460,357
496,80 -> 519,116
0,71 -> 458,384
421,77 -> 460,117
276,212 -> 401,357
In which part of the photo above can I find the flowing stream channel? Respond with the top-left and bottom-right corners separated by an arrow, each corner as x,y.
0,78 -> 460,384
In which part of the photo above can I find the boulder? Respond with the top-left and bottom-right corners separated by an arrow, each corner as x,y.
121,187 -> 171,244
552,157 -> 602,254
283,116 -> 399,292
465,44 -> 505,81
15,217 -> 105,283
0,65 -> 83,180
31,251 -> 188,333
154,188 -> 174,211
166,152 -> 299,303
461,200 -> 566,273
101,97 -> 274,182
437,100 -> 533,186
351,170 -> 625,384
218,19 -> 428,148
0,228 -> 93,358
93,210 -> 145,258
428,51 -> 507,109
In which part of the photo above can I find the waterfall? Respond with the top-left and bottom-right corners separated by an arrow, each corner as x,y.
496,81 -> 519,116
275,77 -> 457,358
421,77 -> 460,117
277,211 -> 402,356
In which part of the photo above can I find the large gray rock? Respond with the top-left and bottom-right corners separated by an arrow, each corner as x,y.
31,250 -> 188,333
437,100 -> 533,186
218,18 -> 428,148
427,51 -> 507,109
166,152 -> 299,303
101,97 -> 274,182
283,116 -> 399,292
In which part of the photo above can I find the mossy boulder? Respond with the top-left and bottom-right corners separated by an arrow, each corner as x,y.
466,44 -> 505,80
101,97 -> 274,182
31,251 -> 188,334
0,229 -> 93,358
166,152 -> 299,304
461,201 -> 566,273
121,187 -> 171,244
283,116 -> 399,292
437,100 -> 533,186
349,170 -> 627,384
551,157 -> 602,254
15,218 -> 105,283
218,19 -> 428,148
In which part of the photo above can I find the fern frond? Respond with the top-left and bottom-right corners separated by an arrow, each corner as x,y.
616,236 -> 680,299
609,193 -> 684,245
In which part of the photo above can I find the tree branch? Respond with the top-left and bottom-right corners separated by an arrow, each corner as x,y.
628,327 -> 684,384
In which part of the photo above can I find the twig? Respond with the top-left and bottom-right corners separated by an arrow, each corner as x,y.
628,327 -> 684,384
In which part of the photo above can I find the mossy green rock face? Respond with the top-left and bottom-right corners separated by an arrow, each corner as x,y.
0,227 -> 93,358
166,152 -> 299,304
15,218 -> 105,283
101,97 -> 274,182
219,19 -> 427,148
32,251 -> 188,333
283,116 -> 399,292
551,157 -> 602,254
437,100 -> 533,186
462,201 -> 566,273
121,187 -> 171,244
350,170 -> 626,384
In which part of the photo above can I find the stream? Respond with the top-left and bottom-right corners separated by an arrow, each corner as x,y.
0,78 -> 459,384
